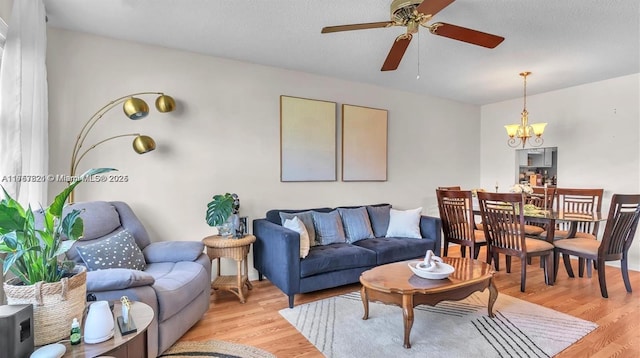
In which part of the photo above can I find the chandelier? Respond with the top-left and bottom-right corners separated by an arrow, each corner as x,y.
504,71 -> 547,148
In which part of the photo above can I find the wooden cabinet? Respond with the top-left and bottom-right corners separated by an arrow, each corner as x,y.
543,148 -> 553,167
518,150 -> 529,166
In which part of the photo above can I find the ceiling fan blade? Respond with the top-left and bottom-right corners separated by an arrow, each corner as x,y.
415,0 -> 456,17
381,35 -> 413,71
430,22 -> 504,48
321,21 -> 394,33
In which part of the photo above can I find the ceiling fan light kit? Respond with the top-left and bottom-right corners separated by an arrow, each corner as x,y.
321,0 -> 504,71
505,72 -> 547,149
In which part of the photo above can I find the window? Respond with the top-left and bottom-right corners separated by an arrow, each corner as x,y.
0,16 -> 7,67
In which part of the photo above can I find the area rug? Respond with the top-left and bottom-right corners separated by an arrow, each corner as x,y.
159,339 -> 276,358
279,291 -> 597,358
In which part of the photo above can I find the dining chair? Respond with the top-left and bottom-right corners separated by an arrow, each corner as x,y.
529,186 -> 557,212
438,186 -> 461,190
523,187 -> 558,266
553,194 -> 640,298
540,188 -> 604,276
436,189 -> 487,261
546,188 -> 604,239
477,191 -> 555,292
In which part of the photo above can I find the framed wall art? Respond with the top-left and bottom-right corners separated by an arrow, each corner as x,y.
280,95 -> 337,182
341,104 -> 388,181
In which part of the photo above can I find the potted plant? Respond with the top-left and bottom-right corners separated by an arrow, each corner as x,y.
206,193 -> 240,237
0,167 -> 115,345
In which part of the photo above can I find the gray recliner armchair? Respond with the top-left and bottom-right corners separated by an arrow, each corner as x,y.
61,201 -> 211,357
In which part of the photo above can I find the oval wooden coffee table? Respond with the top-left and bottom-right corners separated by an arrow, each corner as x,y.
360,257 -> 497,349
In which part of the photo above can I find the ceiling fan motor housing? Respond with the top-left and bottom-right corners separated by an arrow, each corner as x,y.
391,0 -> 425,23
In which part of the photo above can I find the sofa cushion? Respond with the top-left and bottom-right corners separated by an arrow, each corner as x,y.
85,268 -> 155,291
267,207 -> 333,225
279,211 -> 318,246
367,205 -> 391,237
386,207 -> 422,239
144,261 -> 208,322
76,230 -> 146,271
143,241 -> 204,263
283,216 -> 310,258
300,243 -> 376,278
337,207 -> 375,243
312,210 -> 346,245
354,237 -> 430,264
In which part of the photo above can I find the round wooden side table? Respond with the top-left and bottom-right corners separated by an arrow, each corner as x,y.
202,234 -> 256,303
61,300 -> 154,357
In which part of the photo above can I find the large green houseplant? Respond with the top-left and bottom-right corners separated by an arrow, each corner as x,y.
0,167 -> 115,346
206,193 -> 240,237
0,167 -> 115,284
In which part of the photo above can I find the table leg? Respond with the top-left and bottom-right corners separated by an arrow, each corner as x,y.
360,286 -> 369,320
544,219 -> 556,243
244,256 -> 253,290
402,294 -> 414,349
567,222 -> 579,238
487,278 -> 498,318
236,260 -> 245,303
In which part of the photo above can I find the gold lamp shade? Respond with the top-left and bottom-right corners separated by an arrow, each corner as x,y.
155,94 -> 176,113
132,135 -> 156,154
123,97 -> 150,120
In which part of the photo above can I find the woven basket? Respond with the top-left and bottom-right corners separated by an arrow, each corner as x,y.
3,266 -> 87,346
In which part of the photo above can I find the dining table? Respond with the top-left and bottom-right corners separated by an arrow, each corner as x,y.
471,198 -> 606,244
469,195 -> 606,286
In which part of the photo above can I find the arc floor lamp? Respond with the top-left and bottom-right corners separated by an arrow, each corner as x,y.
68,92 -> 175,203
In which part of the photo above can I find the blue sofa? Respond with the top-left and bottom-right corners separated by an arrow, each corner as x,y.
252,205 -> 442,308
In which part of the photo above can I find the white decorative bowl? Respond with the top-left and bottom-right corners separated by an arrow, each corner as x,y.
408,261 -> 455,280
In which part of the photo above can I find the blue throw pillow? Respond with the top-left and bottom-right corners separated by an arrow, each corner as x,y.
337,207 -> 375,243
280,211 -> 317,246
76,230 -> 146,271
367,205 -> 391,237
312,210 -> 346,245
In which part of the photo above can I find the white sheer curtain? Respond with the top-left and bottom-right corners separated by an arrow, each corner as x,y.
0,16 -> 7,64
0,0 -> 48,207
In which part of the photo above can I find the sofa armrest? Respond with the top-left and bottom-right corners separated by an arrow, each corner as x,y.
420,215 -> 442,255
143,241 -> 204,263
86,268 -> 155,292
252,218 -> 301,296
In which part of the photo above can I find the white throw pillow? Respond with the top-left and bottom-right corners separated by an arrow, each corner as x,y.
385,207 -> 423,239
283,216 -> 310,258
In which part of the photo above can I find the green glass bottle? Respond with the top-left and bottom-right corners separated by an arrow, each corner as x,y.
70,318 -> 81,345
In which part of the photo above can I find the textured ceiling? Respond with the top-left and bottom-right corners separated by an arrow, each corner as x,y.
42,0 -> 639,105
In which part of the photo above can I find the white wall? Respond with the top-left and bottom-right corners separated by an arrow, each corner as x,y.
480,74 -> 640,270
45,29 -> 481,279
0,0 -> 12,21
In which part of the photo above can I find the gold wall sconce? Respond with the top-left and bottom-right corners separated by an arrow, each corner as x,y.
69,92 -> 175,202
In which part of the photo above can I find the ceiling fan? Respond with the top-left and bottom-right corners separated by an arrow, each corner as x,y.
321,0 -> 505,71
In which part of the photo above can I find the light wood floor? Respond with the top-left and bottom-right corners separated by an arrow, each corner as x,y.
180,247 -> 640,357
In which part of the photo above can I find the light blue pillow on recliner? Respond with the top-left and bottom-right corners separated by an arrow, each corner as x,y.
76,230 -> 146,271
337,207 -> 375,243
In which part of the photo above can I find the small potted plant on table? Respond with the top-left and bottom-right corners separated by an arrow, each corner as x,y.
206,193 -> 241,238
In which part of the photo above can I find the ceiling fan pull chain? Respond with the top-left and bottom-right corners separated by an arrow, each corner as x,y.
416,30 -> 421,80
